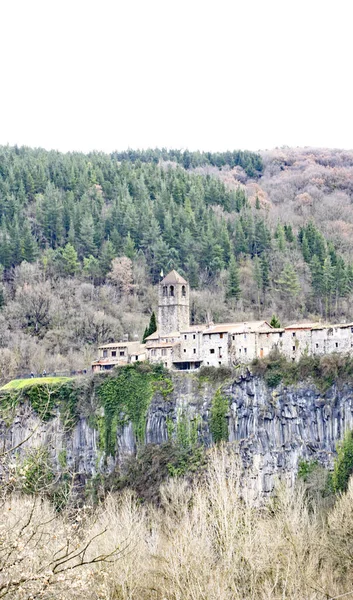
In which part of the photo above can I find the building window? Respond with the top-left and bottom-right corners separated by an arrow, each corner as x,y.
336,342 -> 339,348
120,351 -> 125,356
316,343 -> 319,349
210,349 -> 215,354
209,334 -> 212,339
103,350 -> 107,358
220,333 -> 223,339
232,335 -> 235,341
193,334 -> 196,339
162,348 -> 167,356
193,348 -> 196,354
182,285 -> 186,297
244,334 -> 247,339
111,351 -> 116,357
351,327 -> 353,333
292,346 -> 296,352
219,361 -> 221,365
184,334 -> 187,340
279,332 -> 283,338
292,332 -> 296,337
244,348 -> 247,354
184,349 -> 186,353
163,286 -> 167,297
151,349 -> 156,356
218,347 -> 222,357
170,285 -> 174,297
239,348 -> 242,354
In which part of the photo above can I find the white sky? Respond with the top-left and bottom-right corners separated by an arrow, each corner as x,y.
0,0 -> 352,153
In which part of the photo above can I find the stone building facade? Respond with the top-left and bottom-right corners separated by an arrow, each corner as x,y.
93,269 -> 353,372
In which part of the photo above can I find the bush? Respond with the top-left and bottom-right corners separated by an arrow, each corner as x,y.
332,429 -> 353,493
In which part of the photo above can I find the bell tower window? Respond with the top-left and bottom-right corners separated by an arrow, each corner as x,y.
163,286 -> 168,297
169,285 -> 174,297
182,285 -> 186,297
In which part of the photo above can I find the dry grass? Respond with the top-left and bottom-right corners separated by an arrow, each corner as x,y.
2,447 -> 353,599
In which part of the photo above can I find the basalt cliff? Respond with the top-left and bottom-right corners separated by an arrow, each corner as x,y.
1,368 -> 352,500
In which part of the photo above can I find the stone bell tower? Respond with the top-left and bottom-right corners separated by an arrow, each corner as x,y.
158,270 -> 190,335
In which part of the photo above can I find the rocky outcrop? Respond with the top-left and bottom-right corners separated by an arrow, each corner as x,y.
2,371 -> 353,499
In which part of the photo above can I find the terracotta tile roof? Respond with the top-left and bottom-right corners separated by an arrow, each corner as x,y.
161,270 -> 187,284
146,341 -> 179,348
285,323 -> 325,330
203,321 -> 271,334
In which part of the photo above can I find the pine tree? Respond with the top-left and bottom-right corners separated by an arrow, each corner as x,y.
21,223 -> 38,262
301,233 -> 311,263
322,256 -> 335,318
234,220 -> 247,255
276,263 -> 300,299
124,233 -> 136,260
275,224 -> 286,252
226,256 -> 241,301
143,311 -> 157,342
270,314 -> 281,328
99,240 -> 115,276
61,243 -> 79,276
284,224 -> 294,243
260,255 -> 270,293
78,212 -> 96,257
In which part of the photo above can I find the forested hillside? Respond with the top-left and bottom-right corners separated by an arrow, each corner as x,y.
0,145 -> 353,379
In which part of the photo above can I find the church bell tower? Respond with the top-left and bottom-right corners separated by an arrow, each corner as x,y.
158,270 -> 190,335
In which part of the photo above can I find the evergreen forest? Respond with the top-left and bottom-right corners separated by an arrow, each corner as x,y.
1,144 -> 353,378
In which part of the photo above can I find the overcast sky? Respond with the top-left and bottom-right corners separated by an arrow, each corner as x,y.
1,0 -> 352,153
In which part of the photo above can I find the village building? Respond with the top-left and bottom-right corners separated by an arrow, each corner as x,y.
92,269 -> 353,372
91,341 -> 146,372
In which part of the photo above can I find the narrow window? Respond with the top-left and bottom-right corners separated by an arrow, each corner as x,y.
336,342 -> 339,348
220,333 -> 223,339
316,343 -> 319,349
193,334 -> 196,339
182,285 -> 186,297
351,327 -> 353,333
193,348 -> 196,354
292,346 -> 296,351
219,361 -> 221,365
162,348 -> 167,356
244,334 -> 247,339
279,332 -> 283,338
184,349 -> 186,353
163,286 -> 167,297
292,332 -> 296,337
239,348 -> 242,354
244,348 -> 247,354
232,335 -> 235,341
184,334 -> 187,340
218,347 -> 222,357
170,285 -> 174,297
103,350 -> 107,358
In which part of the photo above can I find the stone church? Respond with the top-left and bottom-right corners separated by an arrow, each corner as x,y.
93,269 -> 353,372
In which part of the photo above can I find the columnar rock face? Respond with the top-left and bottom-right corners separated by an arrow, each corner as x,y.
2,373 -> 353,500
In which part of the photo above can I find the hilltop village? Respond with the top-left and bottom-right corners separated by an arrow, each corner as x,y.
92,270 -> 353,372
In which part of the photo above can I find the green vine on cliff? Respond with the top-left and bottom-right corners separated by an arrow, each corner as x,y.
210,389 -> 229,443
97,363 -> 171,457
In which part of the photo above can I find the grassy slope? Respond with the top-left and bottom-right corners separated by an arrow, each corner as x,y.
1,376 -> 72,391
